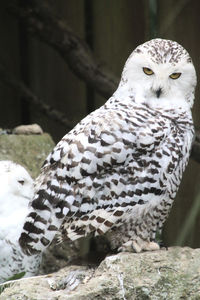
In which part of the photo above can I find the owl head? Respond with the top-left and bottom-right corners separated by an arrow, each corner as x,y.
118,39 -> 197,110
0,160 -> 34,202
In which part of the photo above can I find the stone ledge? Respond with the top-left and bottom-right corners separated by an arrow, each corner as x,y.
1,247 -> 200,300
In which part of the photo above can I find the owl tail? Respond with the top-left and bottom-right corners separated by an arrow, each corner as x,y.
19,198 -> 61,255
19,173 -> 71,255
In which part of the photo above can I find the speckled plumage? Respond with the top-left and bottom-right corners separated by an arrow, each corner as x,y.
19,39 -> 196,255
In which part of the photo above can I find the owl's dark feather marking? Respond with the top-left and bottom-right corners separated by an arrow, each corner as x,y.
19,39 -> 196,255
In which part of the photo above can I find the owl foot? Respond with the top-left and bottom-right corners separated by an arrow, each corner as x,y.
143,241 -> 160,252
118,240 -> 160,253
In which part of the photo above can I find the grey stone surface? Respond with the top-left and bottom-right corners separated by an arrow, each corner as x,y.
13,124 -> 43,135
1,247 -> 200,300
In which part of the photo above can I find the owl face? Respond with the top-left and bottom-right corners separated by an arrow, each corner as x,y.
10,167 -> 34,200
11,168 -> 34,200
0,161 -> 34,201
120,39 -> 197,110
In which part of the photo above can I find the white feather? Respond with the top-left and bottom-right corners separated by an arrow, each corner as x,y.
0,161 -> 41,283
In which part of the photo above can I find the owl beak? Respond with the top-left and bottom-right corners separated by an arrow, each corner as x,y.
155,88 -> 162,98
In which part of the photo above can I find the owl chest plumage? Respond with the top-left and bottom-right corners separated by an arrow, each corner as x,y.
40,100 -> 193,242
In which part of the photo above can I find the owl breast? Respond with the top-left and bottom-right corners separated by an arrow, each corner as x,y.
56,103 -> 193,244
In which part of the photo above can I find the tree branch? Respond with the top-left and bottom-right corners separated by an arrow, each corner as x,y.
191,130 -> 200,164
0,63 -> 76,130
8,0 -> 119,99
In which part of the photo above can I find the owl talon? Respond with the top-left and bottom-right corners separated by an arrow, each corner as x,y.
143,241 -> 160,251
118,241 -> 142,253
131,241 -> 142,253
118,240 -> 160,253
118,241 -> 133,252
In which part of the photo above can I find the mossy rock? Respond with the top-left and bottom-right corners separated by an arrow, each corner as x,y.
1,247 -> 200,299
0,133 -> 55,178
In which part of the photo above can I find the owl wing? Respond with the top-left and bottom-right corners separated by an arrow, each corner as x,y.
19,107 -> 170,255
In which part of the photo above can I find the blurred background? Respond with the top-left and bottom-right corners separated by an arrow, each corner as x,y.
0,0 -> 200,249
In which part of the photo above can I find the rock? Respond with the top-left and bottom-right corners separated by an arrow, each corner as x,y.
0,133 -> 55,178
13,124 -> 43,135
1,247 -> 200,299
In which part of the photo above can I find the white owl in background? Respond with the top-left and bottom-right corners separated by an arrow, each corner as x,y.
19,39 -> 196,256
0,161 -> 41,283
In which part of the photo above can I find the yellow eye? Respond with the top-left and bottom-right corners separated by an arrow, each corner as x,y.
169,72 -> 181,79
143,67 -> 154,75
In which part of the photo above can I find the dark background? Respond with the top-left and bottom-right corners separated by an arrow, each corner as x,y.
0,0 -> 200,248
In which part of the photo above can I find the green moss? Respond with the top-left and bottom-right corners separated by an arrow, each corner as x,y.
0,134 -> 55,178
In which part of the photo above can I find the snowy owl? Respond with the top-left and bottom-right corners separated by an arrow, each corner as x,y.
0,161 -> 41,282
19,39 -> 196,255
